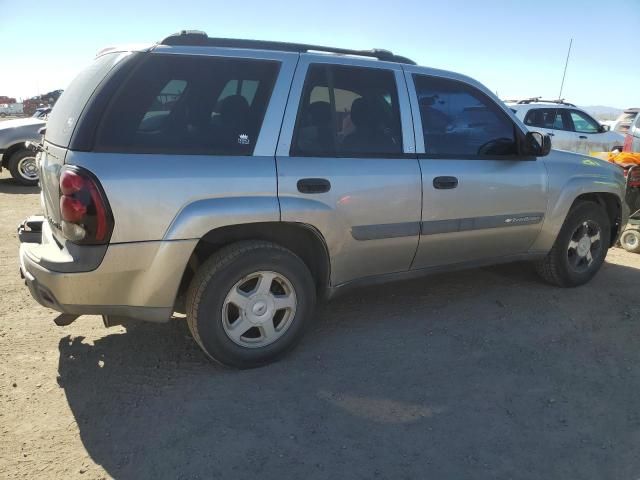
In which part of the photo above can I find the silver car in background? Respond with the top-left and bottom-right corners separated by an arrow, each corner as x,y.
18,31 -> 628,368
0,108 -> 50,185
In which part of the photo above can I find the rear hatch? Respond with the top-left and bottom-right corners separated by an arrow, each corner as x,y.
39,52 -> 133,242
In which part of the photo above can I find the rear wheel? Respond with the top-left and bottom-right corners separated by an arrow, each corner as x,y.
8,149 -> 39,186
535,201 -> 610,287
620,228 -> 640,253
186,241 -> 316,368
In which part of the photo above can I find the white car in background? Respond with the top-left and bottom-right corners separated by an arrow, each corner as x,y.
506,99 -> 625,154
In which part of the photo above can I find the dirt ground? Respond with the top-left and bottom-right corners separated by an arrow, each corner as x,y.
1,168 -> 640,480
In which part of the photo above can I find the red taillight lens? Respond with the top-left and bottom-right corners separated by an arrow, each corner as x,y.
58,167 -> 113,244
60,170 -> 85,195
623,134 -> 633,152
60,195 -> 87,222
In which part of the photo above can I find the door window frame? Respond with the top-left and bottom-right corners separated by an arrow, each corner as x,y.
567,108 -> 601,134
404,69 -> 534,160
276,54 -> 415,158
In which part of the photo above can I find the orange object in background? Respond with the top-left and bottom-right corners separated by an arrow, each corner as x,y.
590,151 -> 640,166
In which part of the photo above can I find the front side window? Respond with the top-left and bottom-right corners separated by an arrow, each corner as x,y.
95,54 -> 280,155
414,75 -> 517,157
569,110 -> 600,133
291,64 -> 403,157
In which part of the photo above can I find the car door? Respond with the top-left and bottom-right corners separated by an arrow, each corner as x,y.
523,107 -> 576,151
405,71 -> 548,268
276,56 -> 422,286
568,109 -> 608,153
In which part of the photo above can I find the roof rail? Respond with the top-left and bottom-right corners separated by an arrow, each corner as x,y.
507,97 -> 576,107
159,30 -> 417,65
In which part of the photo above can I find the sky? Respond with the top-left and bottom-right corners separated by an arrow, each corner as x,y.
1,0 -> 639,108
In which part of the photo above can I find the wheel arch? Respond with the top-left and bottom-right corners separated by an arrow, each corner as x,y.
571,192 -> 622,247
174,222 -> 331,312
1,142 -> 28,167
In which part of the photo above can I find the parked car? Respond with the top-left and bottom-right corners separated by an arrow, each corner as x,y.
18,31 -> 628,368
623,110 -> 640,153
0,102 -> 24,117
506,99 -> 625,154
612,108 -> 640,136
0,108 -> 50,185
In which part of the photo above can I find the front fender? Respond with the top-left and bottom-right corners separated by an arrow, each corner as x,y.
163,196 -> 280,240
531,171 -> 625,252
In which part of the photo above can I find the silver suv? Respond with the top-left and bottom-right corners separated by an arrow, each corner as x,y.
19,31 -> 628,368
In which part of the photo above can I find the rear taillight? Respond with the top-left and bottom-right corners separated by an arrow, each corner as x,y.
59,167 -> 113,244
623,134 -> 633,152
628,170 -> 640,188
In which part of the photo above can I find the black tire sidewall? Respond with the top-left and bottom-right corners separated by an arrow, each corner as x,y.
8,150 -> 38,186
191,247 -> 316,368
553,202 -> 610,286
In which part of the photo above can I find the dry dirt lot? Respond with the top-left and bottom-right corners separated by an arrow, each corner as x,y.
1,168 -> 640,479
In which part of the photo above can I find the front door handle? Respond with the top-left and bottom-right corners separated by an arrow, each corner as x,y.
579,135 -> 588,139
297,178 -> 331,194
433,176 -> 458,189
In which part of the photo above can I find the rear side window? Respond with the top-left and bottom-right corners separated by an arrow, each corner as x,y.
413,75 -> 517,157
291,64 -> 403,157
524,108 -> 571,130
95,55 -> 280,155
46,52 -> 130,148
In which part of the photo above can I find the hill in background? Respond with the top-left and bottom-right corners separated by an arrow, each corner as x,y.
582,105 -> 625,121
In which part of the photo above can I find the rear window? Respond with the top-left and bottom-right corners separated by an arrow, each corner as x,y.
94,54 -> 280,156
46,52 -> 131,148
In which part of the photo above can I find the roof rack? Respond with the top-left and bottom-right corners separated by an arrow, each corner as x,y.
505,97 -> 576,107
159,30 -> 417,65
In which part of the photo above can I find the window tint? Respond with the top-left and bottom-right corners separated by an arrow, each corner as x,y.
569,110 -> 600,133
47,52 -> 130,148
413,75 -> 517,156
95,55 -> 280,155
292,64 -> 403,156
524,108 -> 570,130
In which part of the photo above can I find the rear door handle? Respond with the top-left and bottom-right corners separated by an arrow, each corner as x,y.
579,135 -> 588,139
433,176 -> 458,189
297,178 -> 331,194
546,132 -> 555,136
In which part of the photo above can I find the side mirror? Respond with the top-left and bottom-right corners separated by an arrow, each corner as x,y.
523,131 -> 551,157
599,124 -> 610,132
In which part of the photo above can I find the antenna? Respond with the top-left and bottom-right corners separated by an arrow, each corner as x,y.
558,38 -> 573,100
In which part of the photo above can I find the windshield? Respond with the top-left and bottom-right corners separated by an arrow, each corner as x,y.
45,52 -> 131,147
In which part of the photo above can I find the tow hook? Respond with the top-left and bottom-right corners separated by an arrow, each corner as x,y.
53,314 -> 79,326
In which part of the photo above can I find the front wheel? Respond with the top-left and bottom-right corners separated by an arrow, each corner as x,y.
186,241 -> 316,368
8,149 -> 39,186
620,228 -> 640,253
535,201 -> 610,287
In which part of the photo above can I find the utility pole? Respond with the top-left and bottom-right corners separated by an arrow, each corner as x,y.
558,38 -> 573,100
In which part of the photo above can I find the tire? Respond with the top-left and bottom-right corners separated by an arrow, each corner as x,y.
620,229 -> 640,253
8,149 -> 39,186
0,112 -> 6,118
186,241 -> 316,368
535,201 -> 610,287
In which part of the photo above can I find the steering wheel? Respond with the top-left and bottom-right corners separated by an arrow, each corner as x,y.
477,137 -> 515,155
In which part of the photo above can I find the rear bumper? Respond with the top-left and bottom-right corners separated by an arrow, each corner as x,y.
19,217 -> 197,323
